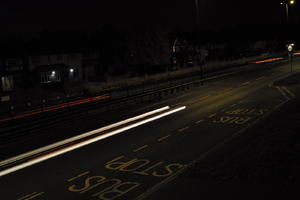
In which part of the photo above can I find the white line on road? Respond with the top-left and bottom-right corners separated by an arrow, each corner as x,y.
158,135 -> 171,142
256,76 -> 265,81
0,106 -> 186,177
178,126 -> 189,132
241,81 -> 251,86
133,145 -> 148,152
281,86 -> 296,99
222,87 -> 233,93
199,95 -> 211,101
276,86 -> 290,101
195,120 -> 204,124
208,113 -> 217,118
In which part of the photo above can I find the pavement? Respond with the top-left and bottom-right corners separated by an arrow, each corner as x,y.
1,59 -> 300,200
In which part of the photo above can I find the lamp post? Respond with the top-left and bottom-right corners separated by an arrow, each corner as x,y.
195,0 -> 204,84
195,0 -> 200,30
281,0 -> 295,25
287,43 -> 295,72
281,1 -> 296,73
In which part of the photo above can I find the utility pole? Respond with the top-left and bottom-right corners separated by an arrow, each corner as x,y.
286,3 -> 289,24
195,0 -> 200,30
195,0 -> 204,85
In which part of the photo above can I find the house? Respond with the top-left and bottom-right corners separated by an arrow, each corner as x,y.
0,56 -> 25,92
0,47 -> 103,97
28,53 -> 82,85
0,56 -> 26,102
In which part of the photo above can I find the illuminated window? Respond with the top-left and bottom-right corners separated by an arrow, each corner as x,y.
1,76 -> 13,91
40,71 -> 61,83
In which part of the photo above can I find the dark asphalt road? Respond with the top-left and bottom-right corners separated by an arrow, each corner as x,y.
1,60 -> 300,200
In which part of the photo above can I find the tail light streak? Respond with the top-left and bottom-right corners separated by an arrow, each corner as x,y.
0,95 -> 111,123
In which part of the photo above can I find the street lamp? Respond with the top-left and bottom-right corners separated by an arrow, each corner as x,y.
195,0 -> 200,30
281,1 -> 296,24
287,43 -> 295,72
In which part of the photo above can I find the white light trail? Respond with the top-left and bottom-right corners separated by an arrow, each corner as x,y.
0,106 -> 170,168
0,106 -> 186,177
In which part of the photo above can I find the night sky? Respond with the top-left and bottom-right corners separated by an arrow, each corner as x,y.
0,0 -> 299,34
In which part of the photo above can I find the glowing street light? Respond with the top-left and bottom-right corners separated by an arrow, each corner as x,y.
287,43 -> 295,72
281,1 -> 296,24
287,43 -> 295,52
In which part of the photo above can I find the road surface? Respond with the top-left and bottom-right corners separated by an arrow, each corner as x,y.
1,60 -> 299,200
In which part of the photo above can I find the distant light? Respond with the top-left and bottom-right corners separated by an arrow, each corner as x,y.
253,57 -> 284,64
294,52 -> 300,55
290,0 -> 295,4
51,71 -> 56,76
287,44 -> 294,52
69,68 -> 74,73
280,2 -> 284,5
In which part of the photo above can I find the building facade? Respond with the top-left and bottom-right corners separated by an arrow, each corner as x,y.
29,53 -> 82,84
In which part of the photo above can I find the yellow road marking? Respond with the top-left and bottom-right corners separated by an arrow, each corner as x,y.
158,135 -> 171,141
256,76 -> 265,81
133,145 -> 148,152
195,120 -> 204,124
107,156 -> 125,164
67,171 -> 90,182
222,87 -> 233,92
17,192 -> 37,200
208,113 -> 217,118
241,81 -> 251,86
178,127 -> 189,132
199,95 -> 211,101
21,192 -> 44,200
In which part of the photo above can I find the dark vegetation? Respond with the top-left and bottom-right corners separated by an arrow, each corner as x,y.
0,24 -> 297,79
